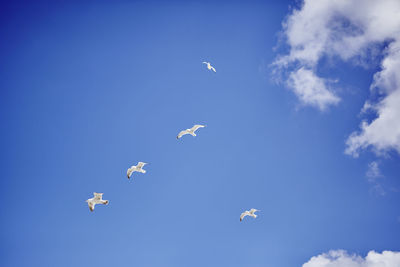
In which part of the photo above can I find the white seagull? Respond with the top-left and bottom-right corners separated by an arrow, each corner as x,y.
240,208 -> 259,222
177,124 -> 205,139
127,162 -> 147,179
202,61 -> 216,72
86,193 -> 109,212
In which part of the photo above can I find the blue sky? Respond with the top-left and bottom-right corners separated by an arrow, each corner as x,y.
0,1 -> 399,266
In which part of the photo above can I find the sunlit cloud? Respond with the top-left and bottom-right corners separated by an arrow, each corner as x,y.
273,0 -> 400,157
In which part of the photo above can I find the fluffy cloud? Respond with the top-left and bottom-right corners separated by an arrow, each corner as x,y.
303,250 -> 400,267
345,43 -> 400,156
274,0 -> 400,156
287,67 -> 340,110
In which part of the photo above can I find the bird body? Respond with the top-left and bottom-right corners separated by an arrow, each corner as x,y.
127,162 -> 147,179
240,208 -> 259,221
202,61 -> 216,72
86,193 -> 109,212
177,124 -> 205,139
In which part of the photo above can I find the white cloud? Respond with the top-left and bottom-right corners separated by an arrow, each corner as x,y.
303,250 -> 400,267
345,43 -> 400,156
274,0 -> 400,156
366,161 -> 382,181
287,68 -> 340,110
365,161 -> 385,195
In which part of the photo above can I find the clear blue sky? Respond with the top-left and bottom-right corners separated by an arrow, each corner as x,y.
0,1 -> 399,267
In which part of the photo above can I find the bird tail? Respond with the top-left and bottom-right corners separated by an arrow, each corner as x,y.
141,170 -> 146,173
104,200 -> 109,205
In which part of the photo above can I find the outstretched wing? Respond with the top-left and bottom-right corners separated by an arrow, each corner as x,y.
191,124 -> 205,132
88,201 -> 95,212
93,193 -> 103,201
137,162 -> 146,168
202,61 -> 209,65
250,208 -> 258,214
177,130 -> 189,139
127,167 -> 134,179
210,66 -> 216,72
240,211 -> 248,222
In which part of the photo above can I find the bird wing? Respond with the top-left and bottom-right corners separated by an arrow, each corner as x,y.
137,162 -> 146,168
211,66 -> 216,72
127,167 -> 133,178
191,124 -> 205,132
250,208 -> 258,213
177,130 -> 189,139
88,201 -> 95,212
202,62 -> 209,64
93,193 -> 103,201
240,211 -> 249,221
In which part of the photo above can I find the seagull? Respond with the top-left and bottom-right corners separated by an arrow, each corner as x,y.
86,193 -> 109,212
240,209 -> 259,222
177,124 -> 205,139
202,61 -> 216,72
127,162 -> 147,179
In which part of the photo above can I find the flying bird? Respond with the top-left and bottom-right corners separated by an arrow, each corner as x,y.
202,62 -> 216,72
177,124 -> 205,139
86,193 -> 109,212
240,209 -> 259,222
127,162 -> 147,179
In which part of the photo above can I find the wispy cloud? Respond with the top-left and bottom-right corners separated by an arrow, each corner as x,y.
366,161 -> 382,182
303,250 -> 400,267
366,161 -> 385,195
273,0 -> 400,157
